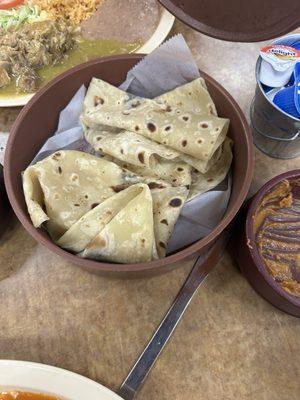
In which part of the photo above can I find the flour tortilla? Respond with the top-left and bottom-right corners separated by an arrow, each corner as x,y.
155,77 -> 218,116
57,182 -> 188,261
188,138 -> 233,200
83,77 -> 216,116
76,184 -> 157,264
82,78 -> 228,173
152,186 -> 188,257
56,183 -> 153,253
23,150 -> 188,261
84,126 -> 191,186
22,150 -> 171,240
82,78 -> 229,161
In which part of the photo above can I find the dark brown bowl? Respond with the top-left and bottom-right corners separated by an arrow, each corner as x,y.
236,170 -> 300,317
0,165 -> 10,238
4,54 -> 254,277
159,0 -> 300,42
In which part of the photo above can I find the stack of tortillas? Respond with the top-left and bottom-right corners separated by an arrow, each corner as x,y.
23,77 -> 232,264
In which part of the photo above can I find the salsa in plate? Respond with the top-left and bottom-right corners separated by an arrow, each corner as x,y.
0,393 -> 60,400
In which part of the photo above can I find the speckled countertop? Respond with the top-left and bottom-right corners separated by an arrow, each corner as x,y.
0,21 -> 300,400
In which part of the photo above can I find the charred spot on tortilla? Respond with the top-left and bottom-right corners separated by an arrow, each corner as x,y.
201,123 -> 209,129
197,139 -> 203,144
148,182 -> 165,189
52,152 -> 61,161
58,166 -> 62,174
84,195 -> 89,199
94,96 -> 104,106
71,174 -> 79,182
208,105 -> 215,114
91,202 -> 99,209
172,179 -> 177,183
160,219 -> 168,225
177,167 -> 184,172
120,149 -> 124,154
131,100 -> 141,108
147,122 -> 156,132
185,184 -> 190,190
181,140 -> 187,147
165,105 -> 172,112
182,116 -> 189,122
111,184 -> 128,193
92,236 -> 107,248
96,136 -> 102,141
207,178 -> 214,182
159,241 -> 166,249
74,203 -> 80,207
164,126 -> 171,132
135,125 -> 140,131
169,198 -> 182,207
138,151 -> 145,164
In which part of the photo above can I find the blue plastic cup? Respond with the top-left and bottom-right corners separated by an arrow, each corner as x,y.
273,62 -> 300,118
273,86 -> 300,118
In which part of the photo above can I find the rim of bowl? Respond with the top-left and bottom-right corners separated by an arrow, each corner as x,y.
246,169 -> 300,307
158,0 -> 300,43
4,54 -> 254,273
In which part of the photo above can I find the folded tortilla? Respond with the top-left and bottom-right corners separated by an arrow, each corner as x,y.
155,77 -> 218,116
82,78 -> 228,172
58,184 -> 188,262
188,138 -> 233,200
23,150 -> 170,240
82,78 -> 229,161
152,186 -> 188,257
84,126 -> 191,186
23,150 -> 187,262
76,184 -> 157,264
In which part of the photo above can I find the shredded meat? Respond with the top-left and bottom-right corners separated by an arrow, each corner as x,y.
0,20 -> 76,92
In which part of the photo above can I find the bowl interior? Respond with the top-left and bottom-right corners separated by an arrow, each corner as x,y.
4,54 -> 253,273
246,170 -> 300,307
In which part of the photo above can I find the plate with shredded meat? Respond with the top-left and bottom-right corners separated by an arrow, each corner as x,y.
0,0 -> 174,107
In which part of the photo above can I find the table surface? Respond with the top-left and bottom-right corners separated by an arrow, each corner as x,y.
0,21 -> 300,400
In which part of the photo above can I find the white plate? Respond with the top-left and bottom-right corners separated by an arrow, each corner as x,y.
0,9 -> 175,108
0,360 -> 123,400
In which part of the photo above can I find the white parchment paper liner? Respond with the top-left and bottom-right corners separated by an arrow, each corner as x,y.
24,34 -> 232,255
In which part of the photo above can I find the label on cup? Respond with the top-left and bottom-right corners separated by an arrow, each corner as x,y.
260,45 -> 300,72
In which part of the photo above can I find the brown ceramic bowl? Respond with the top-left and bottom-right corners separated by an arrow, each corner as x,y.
236,170 -> 300,317
4,54 -> 253,277
0,164 -> 10,238
159,0 -> 300,42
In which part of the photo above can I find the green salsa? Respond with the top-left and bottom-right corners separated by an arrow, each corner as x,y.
0,38 -> 140,99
